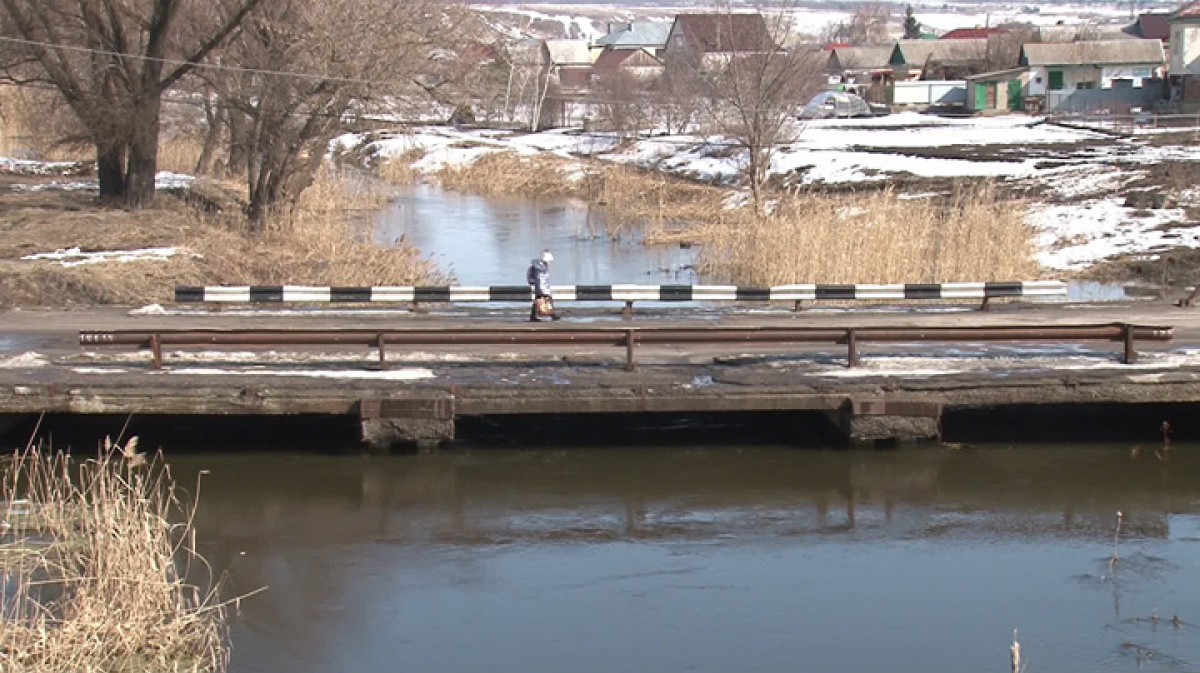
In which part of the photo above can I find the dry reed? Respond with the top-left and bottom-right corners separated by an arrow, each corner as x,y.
1,439 -> 233,672
157,136 -> 208,176
688,184 -> 1038,285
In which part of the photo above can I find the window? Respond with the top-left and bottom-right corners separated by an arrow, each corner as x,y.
1076,81 -> 1095,90
1048,70 -> 1064,90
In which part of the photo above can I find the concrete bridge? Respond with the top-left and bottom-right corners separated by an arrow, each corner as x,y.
1,300 -> 1198,449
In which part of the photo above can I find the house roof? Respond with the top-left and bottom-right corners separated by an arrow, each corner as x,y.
827,46 -> 893,71
544,40 -> 591,65
940,27 -> 1008,39
1019,39 -> 1166,66
889,39 -> 988,67
593,47 -> 663,73
1133,13 -> 1172,39
595,21 -> 672,49
1173,1 -> 1200,20
670,13 -> 777,53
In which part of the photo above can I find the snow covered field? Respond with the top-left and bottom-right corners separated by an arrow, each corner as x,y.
475,1 -> 1173,41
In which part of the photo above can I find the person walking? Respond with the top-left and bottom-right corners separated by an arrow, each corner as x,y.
527,249 -> 561,322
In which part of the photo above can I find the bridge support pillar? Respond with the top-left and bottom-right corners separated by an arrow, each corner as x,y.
359,397 -> 455,452
832,399 -> 942,447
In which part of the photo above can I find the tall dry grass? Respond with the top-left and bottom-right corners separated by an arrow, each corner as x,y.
0,85 -> 90,161
192,168 -> 450,286
1,439 -> 233,672
158,136 -> 208,176
689,184 -> 1037,285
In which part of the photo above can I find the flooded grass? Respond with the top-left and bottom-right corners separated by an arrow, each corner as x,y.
1,440 -> 235,673
388,151 -> 1039,285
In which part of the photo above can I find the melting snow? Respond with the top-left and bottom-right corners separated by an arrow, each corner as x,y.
0,352 -> 49,369
22,246 -> 181,268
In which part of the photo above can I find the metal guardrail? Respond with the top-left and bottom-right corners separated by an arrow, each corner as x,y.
80,323 -> 1172,372
174,281 -> 1068,315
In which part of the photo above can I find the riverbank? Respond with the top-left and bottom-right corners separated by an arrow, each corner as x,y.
0,170 -> 445,309
351,114 -> 1200,291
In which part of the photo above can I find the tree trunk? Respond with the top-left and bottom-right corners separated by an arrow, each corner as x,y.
195,98 -> 226,175
124,97 -> 163,208
96,143 -> 127,199
227,110 -> 252,178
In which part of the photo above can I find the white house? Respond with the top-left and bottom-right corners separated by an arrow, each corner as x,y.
1170,1 -> 1200,76
1020,40 -> 1166,96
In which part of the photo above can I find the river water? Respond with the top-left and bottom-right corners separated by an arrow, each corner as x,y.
375,183 -> 701,286
171,444 -> 1200,673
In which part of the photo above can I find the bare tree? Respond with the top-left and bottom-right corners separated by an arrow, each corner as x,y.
822,3 -> 893,45
590,70 -> 650,136
0,0 -> 263,206
212,0 -> 460,225
685,8 -> 825,212
987,24 -> 1039,70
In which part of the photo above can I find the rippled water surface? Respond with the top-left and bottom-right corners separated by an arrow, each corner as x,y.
375,183 -> 700,285
170,445 -> 1200,673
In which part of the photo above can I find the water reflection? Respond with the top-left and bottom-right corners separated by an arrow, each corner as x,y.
374,183 -> 702,285
171,446 -> 1200,673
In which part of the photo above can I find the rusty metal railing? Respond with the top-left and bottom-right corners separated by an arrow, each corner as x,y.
79,323 -> 1173,372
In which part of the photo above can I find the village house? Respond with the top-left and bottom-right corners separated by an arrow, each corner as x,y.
889,39 -> 990,80
826,45 -> 894,97
1169,1 -> 1200,109
664,13 -> 778,70
1020,39 -> 1166,112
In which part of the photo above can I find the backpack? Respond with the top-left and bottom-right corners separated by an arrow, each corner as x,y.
526,263 -> 537,286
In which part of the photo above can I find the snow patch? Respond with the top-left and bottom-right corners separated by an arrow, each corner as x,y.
22,246 -> 182,268
0,352 -> 49,369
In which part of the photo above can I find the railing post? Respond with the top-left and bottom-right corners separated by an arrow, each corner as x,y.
625,328 -> 637,371
623,300 -> 634,320
150,334 -> 163,370
847,328 -> 859,368
1123,323 -> 1137,365
378,333 -> 389,370
979,295 -> 990,312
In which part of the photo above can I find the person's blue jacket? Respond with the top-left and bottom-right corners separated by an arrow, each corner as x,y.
527,259 -> 551,295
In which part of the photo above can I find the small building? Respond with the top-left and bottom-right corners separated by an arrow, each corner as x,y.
827,46 -> 893,86
889,38 -> 990,79
965,68 -> 1031,112
1020,40 -> 1167,112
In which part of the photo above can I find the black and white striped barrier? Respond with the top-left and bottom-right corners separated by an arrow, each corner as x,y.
176,281 -> 1066,312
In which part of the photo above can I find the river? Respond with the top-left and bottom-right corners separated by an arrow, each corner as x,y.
171,444 -> 1200,673
375,183 -> 701,286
